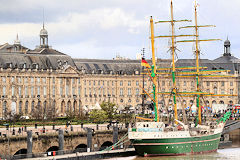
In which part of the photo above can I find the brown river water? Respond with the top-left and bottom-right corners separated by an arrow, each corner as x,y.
106,147 -> 240,160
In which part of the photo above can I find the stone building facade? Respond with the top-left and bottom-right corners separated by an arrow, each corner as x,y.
0,26 -> 239,119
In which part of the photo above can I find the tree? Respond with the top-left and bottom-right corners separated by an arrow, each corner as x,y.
89,109 -> 107,123
100,101 -> 118,122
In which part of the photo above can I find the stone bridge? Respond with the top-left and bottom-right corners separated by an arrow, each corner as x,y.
0,127 -> 128,158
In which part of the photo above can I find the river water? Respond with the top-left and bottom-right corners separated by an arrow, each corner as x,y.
107,148 -> 240,160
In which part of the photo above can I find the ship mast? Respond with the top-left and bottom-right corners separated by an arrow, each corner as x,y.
153,0 -> 192,123
170,0 -> 178,123
194,0 -> 201,124
150,16 -> 159,122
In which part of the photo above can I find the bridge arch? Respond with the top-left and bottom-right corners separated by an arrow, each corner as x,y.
74,144 -> 87,153
46,146 -> 59,153
13,148 -> 27,159
99,141 -> 113,151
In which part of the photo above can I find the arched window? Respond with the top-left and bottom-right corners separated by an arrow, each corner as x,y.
31,101 -> 35,112
213,87 -> 217,95
229,100 -> 233,105
19,101 -> 22,114
53,100 -> 56,113
43,101 -> 47,114
212,100 -> 217,104
61,101 -> 65,113
25,101 -> 29,114
220,101 -> 224,104
2,101 -> 7,116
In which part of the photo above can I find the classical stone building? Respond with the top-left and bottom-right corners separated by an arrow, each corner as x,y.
0,25 -> 238,119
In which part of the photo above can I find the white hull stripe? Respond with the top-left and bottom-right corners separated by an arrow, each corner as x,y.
134,137 -> 220,145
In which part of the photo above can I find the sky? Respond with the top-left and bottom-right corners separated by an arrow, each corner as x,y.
0,0 -> 239,60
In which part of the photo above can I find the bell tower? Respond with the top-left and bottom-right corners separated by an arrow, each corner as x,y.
223,38 -> 231,56
40,23 -> 48,48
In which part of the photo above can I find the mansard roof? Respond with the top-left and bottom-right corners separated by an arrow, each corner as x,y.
73,58 -> 172,75
0,45 -> 76,70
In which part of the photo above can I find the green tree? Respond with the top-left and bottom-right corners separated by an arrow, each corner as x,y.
100,101 -> 118,122
89,109 -> 107,123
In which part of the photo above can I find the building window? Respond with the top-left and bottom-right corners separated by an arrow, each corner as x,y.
136,81 -> 139,86
72,78 -> 75,84
25,101 -> 28,114
18,77 -> 22,83
24,77 -> 28,84
31,87 -> 34,96
120,88 -> 123,96
18,87 -> 22,96
31,101 -> 35,112
230,89 -> 233,95
103,81 -> 104,86
72,87 -> 76,95
43,78 -> 46,83
31,77 -> 34,84
128,88 -> 131,96
66,85 -> 69,96
93,81 -> 95,86
19,101 -> 22,114
98,88 -> 101,95
103,88 -> 105,95
12,86 -> 15,96
78,78 -> 80,84
52,77 -> 55,84
43,86 -> 46,96
11,77 -> 15,83
120,81 -> 123,86
37,87 -> 40,95
136,88 -> 139,95
3,86 -> 6,96
112,88 -> 115,96
60,78 -> 63,84
191,81 -> 194,87
2,77 -> 6,83
37,77 -> 40,83
221,89 -> 224,95
98,80 -> 100,85
183,81 -> 186,86
89,81 -> 91,85
230,82 -> 233,86
221,81 -> 224,87
112,81 -> 114,86
128,81 -> 131,86
53,86 -> 55,96
84,88 -> 87,96
162,81 -> 165,86
78,87 -> 81,96
60,87 -> 63,96
207,81 -> 210,86
214,87 -> 217,95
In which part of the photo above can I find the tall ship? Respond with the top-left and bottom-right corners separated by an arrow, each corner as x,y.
128,0 -> 233,156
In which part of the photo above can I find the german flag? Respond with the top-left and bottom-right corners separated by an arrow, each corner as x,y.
141,58 -> 151,68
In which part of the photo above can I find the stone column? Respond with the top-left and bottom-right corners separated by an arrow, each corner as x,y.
27,131 -> 33,158
87,128 -> 92,152
113,126 -> 118,149
58,129 -> 64,155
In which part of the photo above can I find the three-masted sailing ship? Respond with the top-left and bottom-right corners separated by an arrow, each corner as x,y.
128,0 -> 233,156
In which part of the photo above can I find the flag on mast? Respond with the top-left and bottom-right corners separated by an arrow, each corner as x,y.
141,58 -> 151,68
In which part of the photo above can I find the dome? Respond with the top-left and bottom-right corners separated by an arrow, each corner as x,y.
40,28 -> 48,36
224,39 -> 230,46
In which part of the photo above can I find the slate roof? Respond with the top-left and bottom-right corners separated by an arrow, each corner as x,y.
73,58 -> 172,74
0,45 -> 76,70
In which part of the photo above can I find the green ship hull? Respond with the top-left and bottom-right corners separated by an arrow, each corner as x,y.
131,133 -> 221,156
